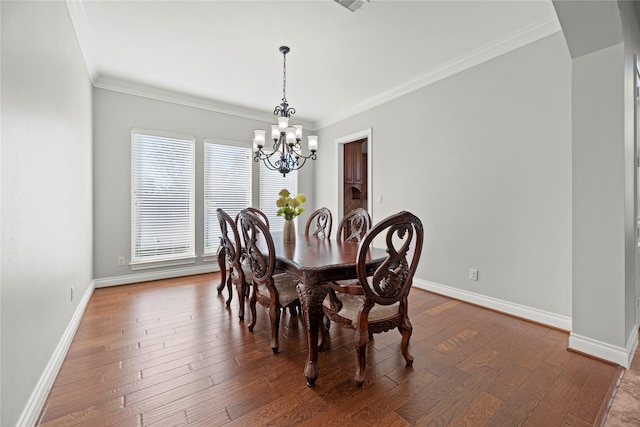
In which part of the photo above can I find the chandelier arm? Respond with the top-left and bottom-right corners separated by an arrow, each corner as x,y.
274,103 -> 295,118
254,150 -> 284,172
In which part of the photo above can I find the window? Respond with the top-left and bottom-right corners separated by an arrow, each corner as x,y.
131,129 -> 195,268
260,160 -> 298,231
203,139 -> 252,257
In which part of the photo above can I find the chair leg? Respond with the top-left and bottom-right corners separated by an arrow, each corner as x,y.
353,326 -> 369,387
398,316 -> 414,366
216,249 -> 226,294
225,274 -> 233,307
235,280 -> 245,321
247,287 -> 258,332
269,305 -> 281,354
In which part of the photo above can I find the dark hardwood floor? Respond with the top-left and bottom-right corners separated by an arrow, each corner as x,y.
38,273 -> 622,426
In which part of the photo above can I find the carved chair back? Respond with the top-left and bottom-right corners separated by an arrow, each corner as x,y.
242,207 -> 270,230
237,209 -> 275,288
305,207 -> 332,239
216,208 -> 242,273
356,211 -> 423,309
337,208 -> 371,243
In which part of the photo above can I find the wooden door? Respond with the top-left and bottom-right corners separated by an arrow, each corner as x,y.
343,139 -> 368,215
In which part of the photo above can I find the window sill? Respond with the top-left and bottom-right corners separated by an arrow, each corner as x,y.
202,254 -> 219,263
130,256 -> 197,271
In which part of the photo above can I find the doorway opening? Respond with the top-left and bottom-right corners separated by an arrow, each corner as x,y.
335,128 -> 373,220
343,139 -> 368,216
635,55 -> 640,326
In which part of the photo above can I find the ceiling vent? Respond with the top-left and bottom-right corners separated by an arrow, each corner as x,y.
334,0 -> 369,13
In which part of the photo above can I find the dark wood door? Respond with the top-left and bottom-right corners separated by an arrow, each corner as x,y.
344,140 -> 364,187
343,139 -> 368,216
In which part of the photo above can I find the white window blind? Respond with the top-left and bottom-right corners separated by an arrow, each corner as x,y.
204,139 -> 252,256
259,159 -> 298,231
131,129 -> 195,267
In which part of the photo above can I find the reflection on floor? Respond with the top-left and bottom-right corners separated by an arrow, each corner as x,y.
605,330 -> 640,426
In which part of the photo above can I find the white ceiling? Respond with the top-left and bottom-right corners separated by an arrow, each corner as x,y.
69,0 -> 560,129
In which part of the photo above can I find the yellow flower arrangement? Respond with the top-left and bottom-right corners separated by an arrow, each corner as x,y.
276,189 -> 306,220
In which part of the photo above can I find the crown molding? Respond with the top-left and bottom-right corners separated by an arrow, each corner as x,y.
94,75 -> 316,129
314,15 -> 562,130
68,0 -> 559,132
66,0 -> 97,83
66,0 -> 311,127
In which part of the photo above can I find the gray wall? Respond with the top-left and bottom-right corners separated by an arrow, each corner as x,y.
1,2 -> 93,426
620,0 -> 640,365
314,33 -> 573,320
93,88 -> 315,282
555,0 -> 640,365
571,43 -> 627,345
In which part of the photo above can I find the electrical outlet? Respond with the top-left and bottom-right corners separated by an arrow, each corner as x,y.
117,256 -> 125,266
70,287 -> 74,302
377,194 -> 382,203
469,268 -> 478,281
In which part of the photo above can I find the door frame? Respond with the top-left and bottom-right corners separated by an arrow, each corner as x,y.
335,128 -> 373,220
635,55 -> 640,326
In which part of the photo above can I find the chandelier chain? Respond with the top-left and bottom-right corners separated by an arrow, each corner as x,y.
282,50 -> 287,103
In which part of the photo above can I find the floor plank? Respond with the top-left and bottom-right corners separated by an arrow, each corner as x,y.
38,273 -> 623,426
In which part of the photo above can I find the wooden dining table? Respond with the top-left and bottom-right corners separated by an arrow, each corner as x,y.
266,232 -> 388,387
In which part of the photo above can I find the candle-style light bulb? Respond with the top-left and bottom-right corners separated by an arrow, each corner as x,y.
278,117 -> 289,132
254,130 -> 266,148
286,127 -> 296,145
308,135 -> 318,152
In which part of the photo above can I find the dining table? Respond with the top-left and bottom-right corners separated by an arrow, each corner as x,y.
265,231 -> 388,387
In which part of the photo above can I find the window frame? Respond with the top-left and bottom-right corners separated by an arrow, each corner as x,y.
259,156 -> 299,231
130,128 -> 196,270
202,138 -> 253,262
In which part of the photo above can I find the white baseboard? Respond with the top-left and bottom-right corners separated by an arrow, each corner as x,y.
414,279 -> 640,367
17,266 -> 219,425
16,281 -> 95,427
413,278 -> 572,331
94,264 -> 218,288
569,327 -> 638,369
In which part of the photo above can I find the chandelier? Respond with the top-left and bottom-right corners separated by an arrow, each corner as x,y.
253,46 -> 318,177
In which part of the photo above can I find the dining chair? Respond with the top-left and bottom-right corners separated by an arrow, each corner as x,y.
326,207 -> 373,312
305,207 -> 332,239
238,209 -> 301,353
243,206 -> 302,316
216,208 -> 251,320
321,210 -> 424,386
218,207 -> 269,295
